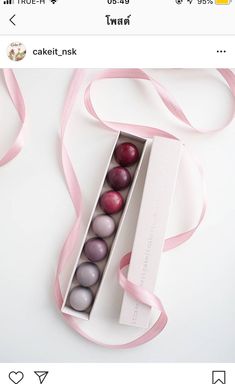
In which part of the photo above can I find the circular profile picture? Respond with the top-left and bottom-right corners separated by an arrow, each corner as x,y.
7,42 -> 26,62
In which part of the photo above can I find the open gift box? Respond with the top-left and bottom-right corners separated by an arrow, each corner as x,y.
61,131 -> 183,341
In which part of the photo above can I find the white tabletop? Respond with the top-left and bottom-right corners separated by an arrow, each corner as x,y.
0,69 -> 235,362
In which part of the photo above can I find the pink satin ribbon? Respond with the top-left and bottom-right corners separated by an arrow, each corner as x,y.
0,69 -> 26,166
55,68 -> 235,348
1,68 -> 233,347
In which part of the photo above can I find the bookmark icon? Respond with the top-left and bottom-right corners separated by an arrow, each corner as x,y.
212,371 -> 226,384
34,372 -> 49,384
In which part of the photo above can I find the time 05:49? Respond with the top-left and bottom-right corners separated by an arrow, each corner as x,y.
107,0 -> 130,4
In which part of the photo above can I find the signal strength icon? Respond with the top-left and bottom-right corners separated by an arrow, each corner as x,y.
3,0 -> 14,4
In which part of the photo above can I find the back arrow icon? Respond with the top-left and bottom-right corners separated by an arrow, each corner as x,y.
10,14 -> 16,26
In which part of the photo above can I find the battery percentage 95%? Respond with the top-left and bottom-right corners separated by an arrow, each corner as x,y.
176,0 -> 214,4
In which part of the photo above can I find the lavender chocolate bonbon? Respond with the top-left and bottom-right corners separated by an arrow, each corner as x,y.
69,286 -> 93,312
76,262 -> 100,287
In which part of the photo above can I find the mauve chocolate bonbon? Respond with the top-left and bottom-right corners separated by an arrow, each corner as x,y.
84,238 -> 108,262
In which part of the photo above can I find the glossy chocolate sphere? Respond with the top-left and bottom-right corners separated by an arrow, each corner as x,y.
92,214 -> 116,238
76,262 -> 100,287
69,286 -> 93,311
114,142 -> 139,167
99,191 -> 124,214
84,238 -> 108,262
106,166 -> 131,191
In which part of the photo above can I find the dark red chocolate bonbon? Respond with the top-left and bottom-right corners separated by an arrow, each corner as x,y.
114,142 -> 139,167
106,166 -> 131,191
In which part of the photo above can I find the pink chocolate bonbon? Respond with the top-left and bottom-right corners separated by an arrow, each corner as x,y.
99,191 -> 124,214
92,214 -> 116,238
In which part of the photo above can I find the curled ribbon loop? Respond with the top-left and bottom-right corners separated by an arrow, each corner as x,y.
55,69 -> 235,348
0,69 -> 26,166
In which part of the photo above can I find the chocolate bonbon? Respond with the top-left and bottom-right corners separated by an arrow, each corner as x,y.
92,214 -> 116,238
69,286 -> 93,311
114,142 -> 139,167
106,166 -> 131,191
99,190 -> 124,214
84,238 -> 108,262
76,262 -> 100,287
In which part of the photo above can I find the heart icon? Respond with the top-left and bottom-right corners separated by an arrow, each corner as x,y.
9,371 -> 24,384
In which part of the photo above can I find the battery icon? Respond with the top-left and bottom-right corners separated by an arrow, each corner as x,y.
215,0 -> 231,4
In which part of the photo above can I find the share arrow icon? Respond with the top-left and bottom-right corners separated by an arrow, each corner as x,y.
34,371 -> 49,384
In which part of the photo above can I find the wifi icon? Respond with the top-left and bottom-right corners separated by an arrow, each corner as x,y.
50,0 -> 57,3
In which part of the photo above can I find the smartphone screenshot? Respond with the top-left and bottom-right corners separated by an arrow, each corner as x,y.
0,1 -> 234,383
